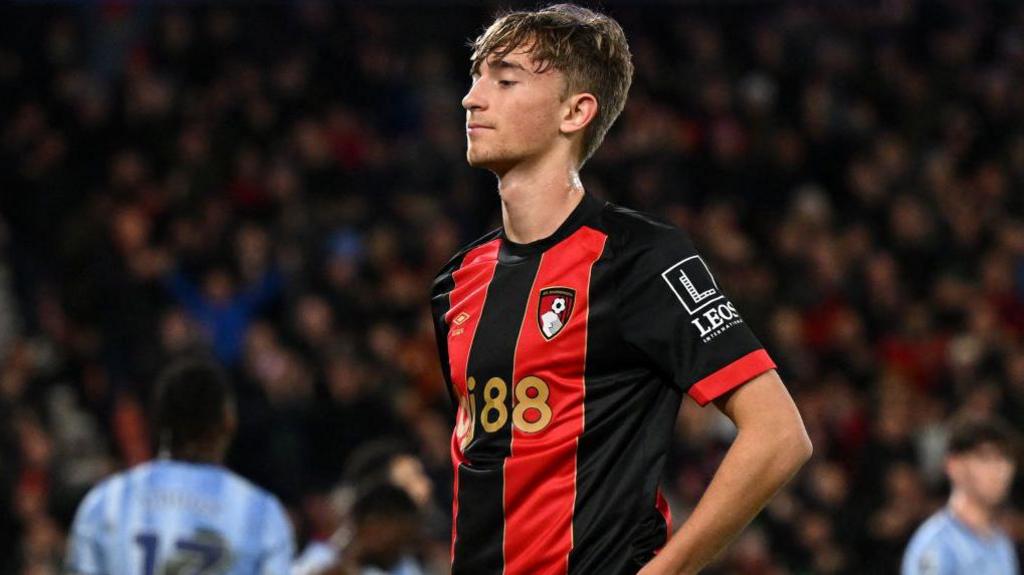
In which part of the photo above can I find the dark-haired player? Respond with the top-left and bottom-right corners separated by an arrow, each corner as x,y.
902,416 -> 1019,574
431,4 -> 812,574
293,440 -> 434,575
318,483 -> 425,575
65,359 -> 294,574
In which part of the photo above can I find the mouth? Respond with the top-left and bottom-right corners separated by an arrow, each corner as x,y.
466,123 -> 493,134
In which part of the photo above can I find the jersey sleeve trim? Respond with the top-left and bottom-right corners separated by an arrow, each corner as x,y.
687,349 -> 776,406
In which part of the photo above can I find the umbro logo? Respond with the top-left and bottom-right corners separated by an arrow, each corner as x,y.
449,311 -> 471,337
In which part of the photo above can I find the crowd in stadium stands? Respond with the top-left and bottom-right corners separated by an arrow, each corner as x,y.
1,1 -> 1023,573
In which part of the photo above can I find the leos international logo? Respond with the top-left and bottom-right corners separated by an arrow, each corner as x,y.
661,255 -> 724,315
537,287 -> 575,340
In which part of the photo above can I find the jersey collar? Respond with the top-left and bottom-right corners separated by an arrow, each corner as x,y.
499,191 -> 604,263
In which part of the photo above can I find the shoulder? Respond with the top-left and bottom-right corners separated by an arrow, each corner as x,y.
218,469 -> 291,534
250,485 -> 293,543
590,201 -> 703,289
242,476 -> 290,525
598,201 -> 687,243
72,465 -> 142,529
904,512 -> 958,567
76,472 -> 122,517
431,226 -> 502,293
593,200 -> 697,262
994,526 -> 1018,556
908,511 -> 956,547
218,467 -> 280,507
96,461 -> 162,500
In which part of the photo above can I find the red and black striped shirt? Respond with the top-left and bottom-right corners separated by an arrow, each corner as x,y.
430,192 -> 776,575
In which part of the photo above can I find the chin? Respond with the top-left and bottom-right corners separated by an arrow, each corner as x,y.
466,151 -> 501,170
987,491 -> 1012,507
466,148 -> 520,174
975,489 -> 1009,509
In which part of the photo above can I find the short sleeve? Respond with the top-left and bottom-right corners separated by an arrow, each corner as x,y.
901,541 -> 955,575
64,486 -> 107,574
260,496 -> 296,574
616,227 -> 775,405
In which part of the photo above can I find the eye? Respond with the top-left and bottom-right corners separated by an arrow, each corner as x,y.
498,80 -> 517,87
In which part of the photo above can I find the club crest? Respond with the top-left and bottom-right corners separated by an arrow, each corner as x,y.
538,287 -> 575,340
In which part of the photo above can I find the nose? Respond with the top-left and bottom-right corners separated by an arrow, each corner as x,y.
462,79 -> 486,112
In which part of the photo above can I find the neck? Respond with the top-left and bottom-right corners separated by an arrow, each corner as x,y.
167,444 -> 224,465
497,154 -> 585,244
949,489 -> 997,536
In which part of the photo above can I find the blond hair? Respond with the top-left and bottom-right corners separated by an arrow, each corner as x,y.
470,4 -> 634,166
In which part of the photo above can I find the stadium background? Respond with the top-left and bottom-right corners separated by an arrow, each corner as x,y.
1,1 -> 1023,573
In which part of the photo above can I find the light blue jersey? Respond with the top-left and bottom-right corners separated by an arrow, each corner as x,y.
902,508 -> 1019,575
291,540 -> 425,575
66,459 -> 295,575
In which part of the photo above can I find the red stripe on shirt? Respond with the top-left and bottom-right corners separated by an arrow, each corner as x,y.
444,239 -> 501,562
687,349 -> 776,406
655,487 -> 672,553
504,227 -> 606,575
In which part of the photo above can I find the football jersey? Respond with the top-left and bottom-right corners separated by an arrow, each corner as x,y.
430,192 -> 776,575
902,508 -> 1019,575
65,459 -> 295,574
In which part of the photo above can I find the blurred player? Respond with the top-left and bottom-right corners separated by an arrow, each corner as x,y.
293,440 -> 431,575
65,358 -> 295,574
315,483 -> 424,575
431,4 -> 811,574
902,416 -> 1019,575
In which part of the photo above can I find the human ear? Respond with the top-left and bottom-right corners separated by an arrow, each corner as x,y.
560,92 -> 598,136
945,457 -> 962,484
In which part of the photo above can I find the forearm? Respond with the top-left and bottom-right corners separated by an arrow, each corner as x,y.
653,424 -> 811,574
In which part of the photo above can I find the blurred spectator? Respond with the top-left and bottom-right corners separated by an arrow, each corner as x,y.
902,415 -> 1020,574
163,261 -> 282,366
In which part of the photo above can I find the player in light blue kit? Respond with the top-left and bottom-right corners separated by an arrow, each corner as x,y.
902,416 -> 1019,575
66,358 -> 295,574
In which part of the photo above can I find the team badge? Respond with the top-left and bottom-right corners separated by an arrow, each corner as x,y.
538,287 -> 575,340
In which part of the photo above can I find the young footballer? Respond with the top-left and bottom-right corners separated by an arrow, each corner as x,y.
431,4 -> 812,574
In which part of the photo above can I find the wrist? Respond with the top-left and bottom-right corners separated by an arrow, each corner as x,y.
654,531 -> 702,575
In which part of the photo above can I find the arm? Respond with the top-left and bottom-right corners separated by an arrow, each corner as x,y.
261,497 -> 296,575
163,268 -> 209,315
639,369 -> 812,575
238,268 -> 283,311
64,487 -> 106,575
